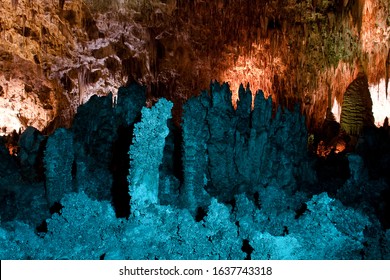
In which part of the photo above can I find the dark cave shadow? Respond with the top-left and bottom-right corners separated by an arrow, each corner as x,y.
110,124 -> 135,219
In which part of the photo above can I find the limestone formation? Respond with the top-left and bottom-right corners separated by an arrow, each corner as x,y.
44,128 -> 74,206
180,82 -> 312,204
71,84 -> 145,201
1,0 -> 388,134
340,74 -> 374,135
181,91 -> 211,212
128,98 -> 173,212
18,126 -> 45,181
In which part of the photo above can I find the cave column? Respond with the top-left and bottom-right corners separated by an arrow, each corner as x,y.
128,98 -> 173,214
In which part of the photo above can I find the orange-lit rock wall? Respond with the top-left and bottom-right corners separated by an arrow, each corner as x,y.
0,0 -> 84,134
0,0 -> 388,134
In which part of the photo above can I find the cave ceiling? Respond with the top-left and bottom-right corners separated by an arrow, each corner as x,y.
0,0 -> 389,134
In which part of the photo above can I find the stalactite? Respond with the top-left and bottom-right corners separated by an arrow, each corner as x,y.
77,66 -> 88,105
0,0 -> 388,134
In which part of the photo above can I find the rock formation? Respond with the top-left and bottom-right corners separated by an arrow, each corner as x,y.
0,82 -> 390,260
340,73 -> 375,135
128,98 -> 173,213
71,83 -> 145,202
18,126 -> 45,182
44,128 -> 74,206
181,91 -> 211,213
0,0 -> 390,261
0,0 -> 389,134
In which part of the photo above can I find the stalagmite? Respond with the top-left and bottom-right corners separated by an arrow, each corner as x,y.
340,73 -> 374,135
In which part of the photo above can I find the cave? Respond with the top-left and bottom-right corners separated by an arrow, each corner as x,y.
0,0 -> 390,260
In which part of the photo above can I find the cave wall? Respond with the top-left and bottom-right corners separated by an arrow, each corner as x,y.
0,0 -> 389,134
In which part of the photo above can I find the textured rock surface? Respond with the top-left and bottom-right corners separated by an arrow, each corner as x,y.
0,0 -> 84,132
2,82 -> 390,260
44,128 -> 74,206
128,98 -> 173,212
181,91 -> 211,212
71,83 -> 145,201
180,82 -> 314,204
347,153 -> 367,184
340,73 -> 375,135
18,126 -> 45,181
0,0 -> 389,133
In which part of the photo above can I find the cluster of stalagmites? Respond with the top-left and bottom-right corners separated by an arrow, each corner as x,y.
179,83 -> 315,213
0,82 -> 314,219
1,78 -> 388,223
2,81 -> 390,259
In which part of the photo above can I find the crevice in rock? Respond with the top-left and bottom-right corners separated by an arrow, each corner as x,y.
241,239 -> 254,260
